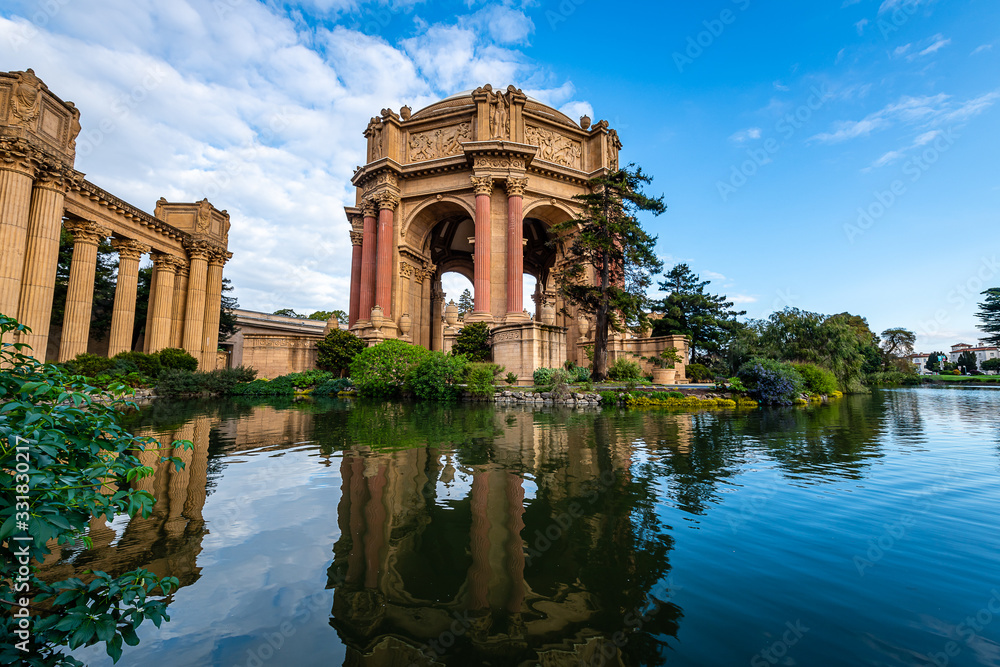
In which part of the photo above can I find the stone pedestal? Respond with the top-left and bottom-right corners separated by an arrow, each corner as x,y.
491,321 -> 567,385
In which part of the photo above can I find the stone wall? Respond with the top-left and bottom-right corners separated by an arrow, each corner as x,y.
240,334 -> 321,379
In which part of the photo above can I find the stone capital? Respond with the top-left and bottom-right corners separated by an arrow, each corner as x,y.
0,138 -> 40,179
361,199 -> 378,218
505,176 -> 528,198
471,175 -> 494,197
347,212 -> 363,233
375,191 -> 399,211
399,262 -> 414,278
183,238 -> 214,261
208,248 -> 233,266
110,238 -> 150,261
349,230 -> 364,246
34,166 -> 74,193
63,220 -> 109,246
152,253 -> 185,274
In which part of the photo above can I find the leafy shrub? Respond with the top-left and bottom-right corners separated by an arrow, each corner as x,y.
350,339 -> 428,398
533,367 -> 554,386
550,368 -> 571,398
232,376 -> 295,396
737,358 -> 805,406
452,322 -> 492,362
317,329 -> 365,376
158,347 -> 199,372
204,366 -> 258,394
283,369 -> 334,388
406,351 -> 468,401
156,366 -> 257,396
113,351 -> 163,378
465,362 -> 503,397
65,353 -> 115,377
608,358 -> 642,382
561,363 -> 591,383
685,363 -> 712,383
505,372 -> 519,385
313,377 -> 353,396
790,362 -> 839,395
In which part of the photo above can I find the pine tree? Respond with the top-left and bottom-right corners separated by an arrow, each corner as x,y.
551,165 -> 665,381
652,263 -> 745,359
457,289 -> 474,320
976,288 -> 1000,346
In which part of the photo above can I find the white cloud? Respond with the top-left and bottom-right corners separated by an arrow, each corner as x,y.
855,18 -> 869,35
773,81 -> 790,92
972,44 -> 994,55
729,294 -> 759,305
878,0 -> 935,15
0,2 -> 591,314
729,127 -> 762,143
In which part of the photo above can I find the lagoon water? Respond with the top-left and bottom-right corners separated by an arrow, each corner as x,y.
66,388 -> 1000,666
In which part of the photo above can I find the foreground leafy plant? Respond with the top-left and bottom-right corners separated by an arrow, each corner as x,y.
0,315 -> 189,665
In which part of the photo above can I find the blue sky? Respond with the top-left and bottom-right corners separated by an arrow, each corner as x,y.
2,0 -> 997,350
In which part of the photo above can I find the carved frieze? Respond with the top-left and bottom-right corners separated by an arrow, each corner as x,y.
525,124 -> 582,169
473,156 -> 525,171
494,330 -> 521,342
407,122 -> 471,162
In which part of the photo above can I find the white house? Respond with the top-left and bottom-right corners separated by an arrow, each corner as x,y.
948,342 -> 1000,369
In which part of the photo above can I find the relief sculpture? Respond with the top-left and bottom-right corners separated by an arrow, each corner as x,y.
407,122 -> 471,162
525,124 -> 582,169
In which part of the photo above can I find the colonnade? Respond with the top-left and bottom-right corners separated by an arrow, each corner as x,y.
0,158 -> 229,368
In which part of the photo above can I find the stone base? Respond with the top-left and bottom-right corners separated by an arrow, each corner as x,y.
492,321 -> 567,383
580,334 -> 689,383
464,311 -> 494,324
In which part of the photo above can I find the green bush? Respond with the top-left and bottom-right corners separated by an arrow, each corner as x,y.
155,366 -> 257,396
313,377 -> 353,396
231,376 -> 295,396
563,363 -> 591,383
65,353 -> 115,377
465,362 -> 503,397
608,358 -> 642,382
406,351 -> 468,401
283,369 -> 334,388
452,322 -> 492,362
533,367 -> 554,386
505,372 -> 519,385
317,329 -> 365,376
737,358 -> 804,405
350,339 -> 428,398
203,366 -> 258,394
113,351 -> 163,378
158,347 -> 199,372
685,363 -> 712,383
790,362 -> 839,395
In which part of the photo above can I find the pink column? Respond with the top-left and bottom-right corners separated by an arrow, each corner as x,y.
471,176 -> 493,314
348,228 -> 363,328
505,177 -> 527,315
358,200 -> 377,321
374,192 -> 398,319
468,470 -> 491,610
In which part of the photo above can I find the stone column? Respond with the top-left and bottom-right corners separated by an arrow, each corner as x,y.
17,170 -> 69,358
200,248 -> 229,370
58,221 -> 108,361
147,253 -> 181,353
107,239 -> 149,357
505,176 -> 527,319
182,240 -> 211,363
374,192 -> 398,319
0,148 -> 37,317
348,229 -> 363,328
471,176 -> 493,317
358,199 -> 377,324
170,262 -> 189,349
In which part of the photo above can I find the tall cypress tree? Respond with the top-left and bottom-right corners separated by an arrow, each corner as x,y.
976,288 -> 1000,346
551,165 -> 665,381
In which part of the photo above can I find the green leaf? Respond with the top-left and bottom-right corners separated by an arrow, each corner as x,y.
106,634 -> 123,663
120,623 -> 140,646
95,616 -> 116,642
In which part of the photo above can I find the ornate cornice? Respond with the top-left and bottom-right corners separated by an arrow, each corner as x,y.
471,175 -> 494,197
349,230 -> 363,246
63,219 -> 109,246
110,238 -> 150,261
505,176 -> 528,198
375,191 -> 399,211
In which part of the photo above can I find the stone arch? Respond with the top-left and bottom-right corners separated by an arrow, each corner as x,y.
403,196 -> 476,250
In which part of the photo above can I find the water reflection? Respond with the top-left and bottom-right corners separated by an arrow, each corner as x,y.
62,389 -> 1000,666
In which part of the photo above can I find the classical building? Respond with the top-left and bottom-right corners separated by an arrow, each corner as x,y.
0,69 -> 231,369
345,85 -> 687,382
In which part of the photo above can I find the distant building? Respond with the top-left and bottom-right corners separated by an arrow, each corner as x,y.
906,353 -> 932,374
947,343 -> 1000,367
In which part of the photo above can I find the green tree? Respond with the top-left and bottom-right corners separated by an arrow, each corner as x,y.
651,263 -> 745,359
957,350 -> 978,373
272,308 -> 302,318
880,328 -> 916,360
452,321 -> 492,362
0,315 -> 188,665
308,311 -> 332,321
976,288 -> 1000,346
925,351 -> 944,373
219,278 -> 239,342
50,229 -> 118,341
457,289 -> 474,320
316,329 -> 365,377
980,358 -> 1000,373
551,165 -> 665,381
